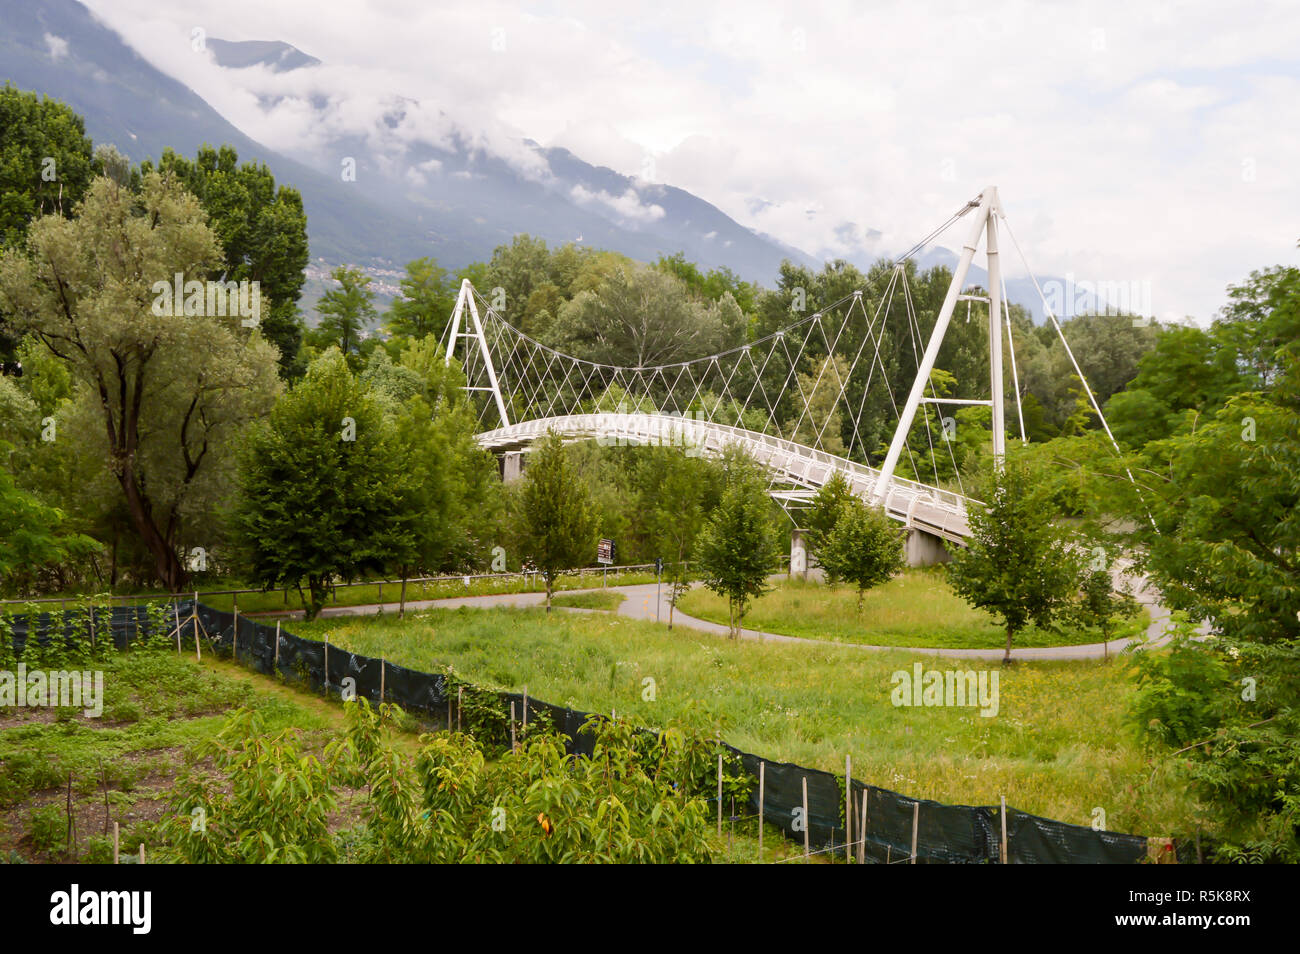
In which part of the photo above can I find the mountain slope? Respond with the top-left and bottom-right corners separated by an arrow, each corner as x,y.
0,0 -> 817,284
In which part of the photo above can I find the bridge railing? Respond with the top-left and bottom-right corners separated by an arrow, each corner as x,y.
479,413 -> 972,540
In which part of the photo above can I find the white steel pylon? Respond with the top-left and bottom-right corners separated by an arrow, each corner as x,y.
443,279 -> 510,427
874,186 -> 1006,503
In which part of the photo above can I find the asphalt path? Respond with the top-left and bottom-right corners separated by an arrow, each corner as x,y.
249,570 -> 1185,661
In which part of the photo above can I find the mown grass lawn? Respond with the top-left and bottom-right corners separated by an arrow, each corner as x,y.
549,590 -> 625,611
293,606 -> 1192,838
676,571 -> 1144,649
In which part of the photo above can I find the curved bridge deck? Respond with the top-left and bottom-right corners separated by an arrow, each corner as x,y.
477,413 -> 971,544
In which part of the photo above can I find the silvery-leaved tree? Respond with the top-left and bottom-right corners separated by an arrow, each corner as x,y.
0,172 -> 282,591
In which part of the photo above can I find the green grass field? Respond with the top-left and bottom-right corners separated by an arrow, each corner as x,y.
549,590 -> 625,611
675,571 -> 1144,649
292,605 -> 1192,837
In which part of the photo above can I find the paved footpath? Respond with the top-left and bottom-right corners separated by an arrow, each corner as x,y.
250,569 -> 1186,661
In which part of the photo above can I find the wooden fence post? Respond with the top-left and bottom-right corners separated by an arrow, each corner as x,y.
802,777 -> 810,861
859,789 -> 868,864
910,801 -> 919,864
273,621 -> 280,671
1000,795 -> 1008,864
716,754 -> 723,836
510,702 -> 517,752
845,754 -> 852,863
758,761 -> 765,862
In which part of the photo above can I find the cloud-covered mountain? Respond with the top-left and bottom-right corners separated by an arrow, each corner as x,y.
1,0 -> 819,287
2,0 -> 1073,322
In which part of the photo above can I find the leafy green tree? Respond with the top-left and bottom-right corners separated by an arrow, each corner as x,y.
1071,567 -> 1140,658
695,474 -> 781,638
636,446 -> 723,628
947,458 -> 1081,661
790,354 -> 850,455
0,173 -> 281,590
1104,324 -> 1242,448
234,349 -> 414,619
546,265 -> 727,367
804,471 -> 854,558
387,257 -> 457,340
141,146 -> 310,376
0,87 -> 99,363
517,431 -> 598,610
313,266 -> 377,367
378,342 -> 501,611
0,442 -> 98,596
1112,341 -> 1300,859
0,85 -> 96,250
819,499 -> 904,613
655,250 -> 757,314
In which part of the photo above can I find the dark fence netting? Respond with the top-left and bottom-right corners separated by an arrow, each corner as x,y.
1,601 -> 1152,864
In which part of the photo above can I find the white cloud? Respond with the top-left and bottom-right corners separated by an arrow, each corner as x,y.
80,0 -> 1300,319
569,185 -> 666,224
43,33 -> 69,62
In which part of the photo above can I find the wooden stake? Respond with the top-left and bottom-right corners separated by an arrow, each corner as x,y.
457,687 -> 463,733
845,754 -> 852,863
173,603 -> 181,654
859,789 -> 868,864
802,777 -> 810,861
323,635 -> 329,694
522,685 -> 528,734
1000,795 -> 1008,864
65,771 -> 74,858
380,658 -> 385,702
274,621 -> 281,671
138,843 -> 144,865
510,702 -> 517,752
193,592 -> 201,661
113,821 -> 119,864
757,761 -> 765,861
232,608 -> 237,660
101,760 -> 110,835
910,801 -> 919,864
716,754 -> 723,836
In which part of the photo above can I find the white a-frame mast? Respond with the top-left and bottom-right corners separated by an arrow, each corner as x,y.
874,186 -> 1006,503
444,279 -> 511,427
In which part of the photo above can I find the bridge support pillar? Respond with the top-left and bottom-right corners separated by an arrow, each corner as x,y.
905,529 -> 950,567
789,529 -> 808,580
502,452 -> 523,483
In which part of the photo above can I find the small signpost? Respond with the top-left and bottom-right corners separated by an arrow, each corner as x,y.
598,538 -> 614,587
655,557 -> 663,622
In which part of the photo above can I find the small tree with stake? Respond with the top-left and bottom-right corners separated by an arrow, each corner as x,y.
947,459 -> 1081,662
1073,566 -> 1141,659
695,477 -> 780,639
819,498 -> 905,614
518,431 -> 598,611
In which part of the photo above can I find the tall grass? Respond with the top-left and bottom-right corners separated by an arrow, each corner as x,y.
293,606 -> 1193,837
677,571 -> 1137,649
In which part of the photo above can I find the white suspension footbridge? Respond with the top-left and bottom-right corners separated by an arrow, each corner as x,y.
442,186 -> 1127,561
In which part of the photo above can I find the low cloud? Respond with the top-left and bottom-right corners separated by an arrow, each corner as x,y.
570,184 -> 666,224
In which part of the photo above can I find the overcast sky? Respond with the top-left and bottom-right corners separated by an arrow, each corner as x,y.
84,0 -> 1300,323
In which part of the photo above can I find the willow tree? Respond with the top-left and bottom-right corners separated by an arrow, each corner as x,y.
0,172 -> 281,590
